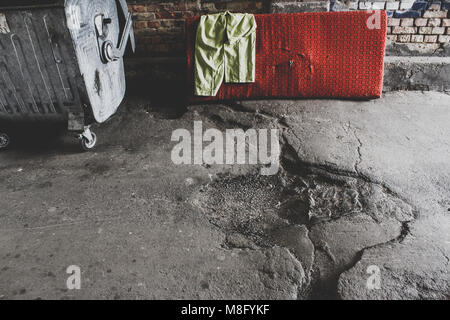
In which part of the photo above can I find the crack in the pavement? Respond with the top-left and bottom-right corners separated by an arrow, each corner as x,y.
281,132 -> 418,217
191,104 -> 418,299
192,164 -> 415,299
437,248 -> 450,266
343,220 -> 411,269
335,220 -> 413,297
224,101 -> 281,121
351,126 -> 363,175
279,125 -> 418,299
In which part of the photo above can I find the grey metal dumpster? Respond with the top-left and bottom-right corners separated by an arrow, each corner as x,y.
0,0 -> 135,150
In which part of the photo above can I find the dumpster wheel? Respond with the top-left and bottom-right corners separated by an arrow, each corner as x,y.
79,127 -> 97,151
0,133 -> 10,150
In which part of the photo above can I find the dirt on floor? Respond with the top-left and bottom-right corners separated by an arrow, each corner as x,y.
0,91 -> 449,300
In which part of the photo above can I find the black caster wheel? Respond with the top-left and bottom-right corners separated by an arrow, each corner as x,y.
0,132 -> 10,150
80,132 -> 97,151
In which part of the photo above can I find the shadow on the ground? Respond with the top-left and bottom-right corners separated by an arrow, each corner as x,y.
0,80 -> 188,156
126,79 -> 188,119
0,122 -> 83,157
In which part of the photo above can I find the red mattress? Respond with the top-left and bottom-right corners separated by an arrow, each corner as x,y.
186,11 -> 387,103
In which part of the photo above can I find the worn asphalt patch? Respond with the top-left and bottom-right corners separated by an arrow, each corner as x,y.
0,92 -> 449,300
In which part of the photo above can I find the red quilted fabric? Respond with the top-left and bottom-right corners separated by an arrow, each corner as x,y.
186,11 -> 387,103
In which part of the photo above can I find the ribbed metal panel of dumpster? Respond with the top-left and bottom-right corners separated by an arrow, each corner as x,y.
0,0 -> 134,150
0,3 -> 86,123
0,0 -> 133,128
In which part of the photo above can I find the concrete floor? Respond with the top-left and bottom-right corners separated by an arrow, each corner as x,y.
0,91 -> 449,300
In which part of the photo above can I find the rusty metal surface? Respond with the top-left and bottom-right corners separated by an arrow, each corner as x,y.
0,0 -> 128,127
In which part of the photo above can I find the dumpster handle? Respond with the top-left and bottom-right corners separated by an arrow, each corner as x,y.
117,12 -> 133,56
117,0 -> 135,52
101,0 -> 135,63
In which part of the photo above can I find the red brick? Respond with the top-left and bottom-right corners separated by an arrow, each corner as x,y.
181,11 -> 196,18
148,21 -> 161,29
134,21 -> 148,29
131,5 -> 147,13
156,11 -> 176,19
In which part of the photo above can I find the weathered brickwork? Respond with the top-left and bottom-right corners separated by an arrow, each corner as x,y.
128,1 -> 450,57
128,1 -> 266,56
346,1 -> 450,46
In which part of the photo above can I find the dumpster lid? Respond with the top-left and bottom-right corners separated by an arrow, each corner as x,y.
0,0 -> 65,9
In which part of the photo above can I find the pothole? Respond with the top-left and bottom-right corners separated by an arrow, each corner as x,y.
193,169 -> 414,246
189,105 -> 416,298
193,172 -> 295,248
192,165 -> 415,298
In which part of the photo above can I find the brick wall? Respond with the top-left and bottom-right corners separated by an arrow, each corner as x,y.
128,0 -> 266,57
348,1 -> 450,55
127,0 -> 450,57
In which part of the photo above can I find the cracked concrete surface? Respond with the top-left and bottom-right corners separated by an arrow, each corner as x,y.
0,91 -> 449,300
